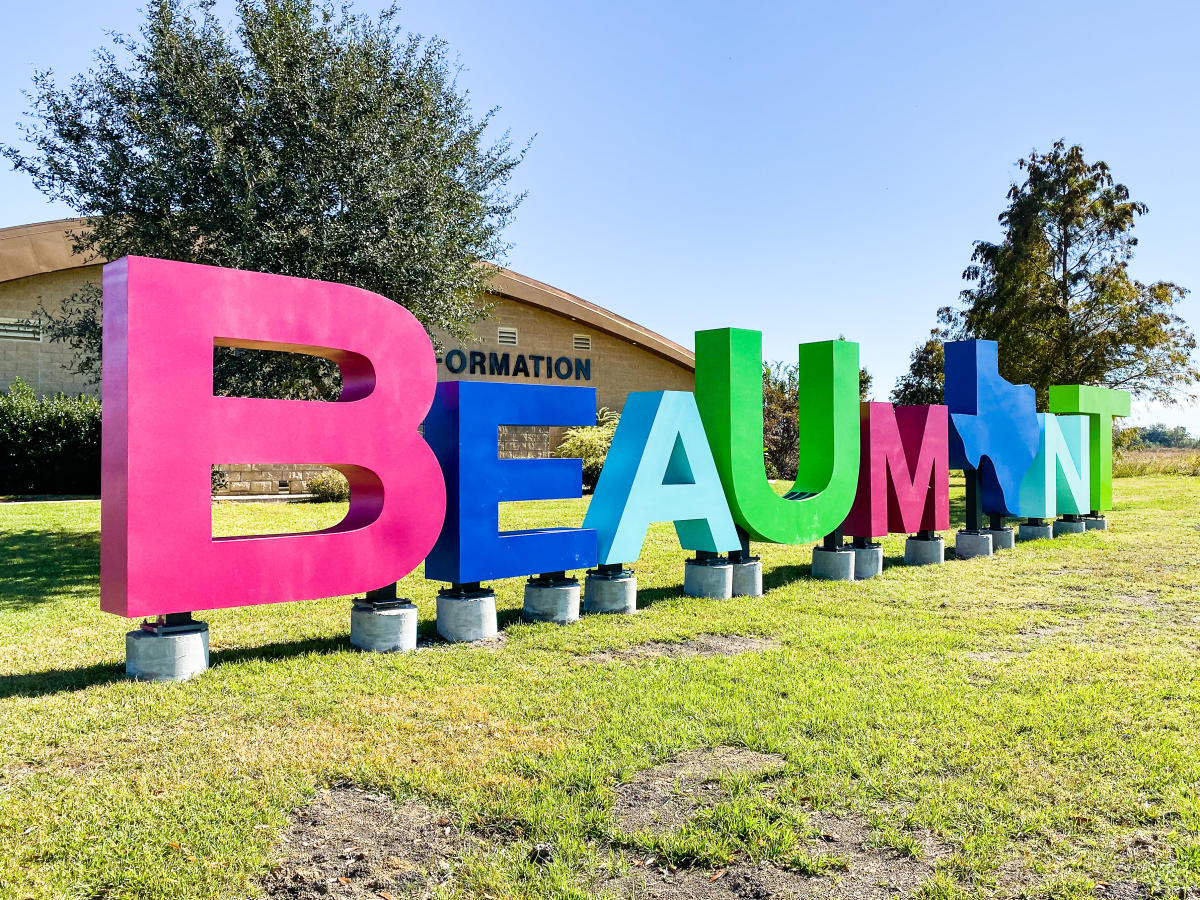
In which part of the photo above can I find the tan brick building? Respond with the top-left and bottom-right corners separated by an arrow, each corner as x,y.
0,218 -> 696,491
0,220 -> 104,397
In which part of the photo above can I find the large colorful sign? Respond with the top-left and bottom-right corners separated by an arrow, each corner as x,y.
424,380 -> 598,582
695,329 -> 861,546
842,403 -> 949,538
101,256 -> 445,618
100,258 -> 1128,618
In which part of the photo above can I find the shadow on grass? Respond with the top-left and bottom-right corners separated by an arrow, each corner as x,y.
497,606 -> 525,631
0,634 -> 352,700
211,634 -> 348,667
0,495 -> 100,503
0,660 -> 126,699
949,490 -> 967,529
763,564 -> 813,592
0,528 -> 100,610
630,585 -> 685,611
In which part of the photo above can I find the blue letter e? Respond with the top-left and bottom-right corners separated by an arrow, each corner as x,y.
423,381 -> 598,583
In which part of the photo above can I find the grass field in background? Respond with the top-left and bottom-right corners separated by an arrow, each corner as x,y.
1113,448 -> 1200,478
1,476 -> 1199,899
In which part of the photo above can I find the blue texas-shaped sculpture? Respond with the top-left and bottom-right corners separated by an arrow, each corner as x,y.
943,340 -> 1040,516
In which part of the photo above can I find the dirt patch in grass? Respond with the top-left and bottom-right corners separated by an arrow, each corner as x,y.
261,785 -> 466,899
584,635 -> 780,664
612,746 -> 786,834
963,649 -> 1026,662
1018,621 -> 1086,641
1093,882 -> 1199,899
1095,882 -> 1153,899
607,807 -> 942,899
1114,591 -> 1163,607
607,748 -> 944,898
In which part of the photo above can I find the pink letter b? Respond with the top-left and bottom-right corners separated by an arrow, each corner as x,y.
101,257 -> 446,618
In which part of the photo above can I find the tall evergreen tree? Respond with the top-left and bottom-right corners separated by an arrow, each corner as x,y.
890,330 -> 944,406
4,0 -> 525,398
938,140 -> 1195,406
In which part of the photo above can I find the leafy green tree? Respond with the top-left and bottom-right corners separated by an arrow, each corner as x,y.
1136,423 -> 1198,449
4,0 -> 525,399
857,365 -> 873,401
1112,423 -> 1142,458
940,140 -> 1196,406
760,358 -> 871,480
891,330 -> 945,406
762,362 -> 799,480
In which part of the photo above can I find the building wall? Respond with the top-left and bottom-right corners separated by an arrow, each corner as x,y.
436,294 -> 695,414
218,464 -> 330,495
0,266 -> 99,397
1,262 -> 696,494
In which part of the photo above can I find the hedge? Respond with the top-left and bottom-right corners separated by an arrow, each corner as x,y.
0,379 -> 101,495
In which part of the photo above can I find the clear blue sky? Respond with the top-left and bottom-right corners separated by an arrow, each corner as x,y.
2,0 -> 1197,431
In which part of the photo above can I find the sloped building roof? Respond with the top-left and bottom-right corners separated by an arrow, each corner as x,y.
0,218 -> 695,370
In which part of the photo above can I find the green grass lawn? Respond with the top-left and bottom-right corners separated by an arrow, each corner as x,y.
1,477 -> 1199,899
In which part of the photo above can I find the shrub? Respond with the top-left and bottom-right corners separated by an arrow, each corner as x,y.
307,468 -> 350,502
0,379 -> 101,495
556,407 -> 620,491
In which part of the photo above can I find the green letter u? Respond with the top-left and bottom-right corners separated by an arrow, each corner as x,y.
695,328 -> 860,545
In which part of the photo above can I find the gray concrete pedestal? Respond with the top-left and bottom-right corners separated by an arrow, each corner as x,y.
1083,515 -> 1107,531
350,601 -> 418,652
436,591 -> 498,643
731,558 -> 763,596
1054,517 -> 1087,536
904,536 -> 944,565
987,527 -> 1015,550
126,621 -> 209,682
1018,521 -> 1053,541
955,531 -> 993,559
851,543 -> 883,579
583,569 -> 638,614
812,546 -> 855,581
684,558 -> 733,598
523,577 -> 581,625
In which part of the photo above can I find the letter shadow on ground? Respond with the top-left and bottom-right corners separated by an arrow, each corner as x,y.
0,635 -> 352,700
763,563 -> 814,592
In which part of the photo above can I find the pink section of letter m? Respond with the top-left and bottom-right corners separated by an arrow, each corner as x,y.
101,256 -> 447,618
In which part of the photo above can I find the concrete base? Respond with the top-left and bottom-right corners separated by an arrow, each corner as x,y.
126,623 -> 209,682
522,579 -> 581,625
583,572 -> 638,614
987,527 -> 1015,550
955,530 -> 993,559
350,602 -> 417,652
683,559 -> 733,599
436,592 -> 499,643
731,559 -> 763,596
812,546 -> 855,581
851,544 -> 883,579
1054,518 -> 1087,536
1018,522 -> 1054,542
1083,515 -> 1107,531
904,536 -> 944,566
